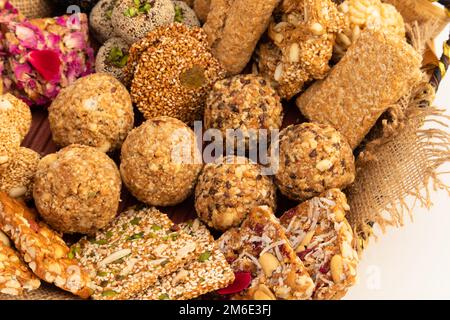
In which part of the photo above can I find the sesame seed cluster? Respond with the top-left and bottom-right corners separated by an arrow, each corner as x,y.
126,23 -> 226,124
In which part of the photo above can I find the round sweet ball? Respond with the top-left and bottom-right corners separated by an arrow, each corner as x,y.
112,0 -> 175,44
95,37 -> 130,83
120,116 -> 203,206
48,73 -> 134,153
0,93 -> 31,140
0,127 -> 21,172
195,156 -> 276,231
173,1 -> 200,27
0,147 -> 40,200
90,0 -> 116,43
204,74 -> 283,146
33,145 -> 121,234
275,123 -> 356,201
128,23 -> 225,124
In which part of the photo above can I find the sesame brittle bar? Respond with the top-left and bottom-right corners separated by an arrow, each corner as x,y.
74,206 -> 200,300
280,189 -> 359,300
218,206 -> 315,300
0,241 -> 41,296
0,192 -> 94,298
136,219 -> 234,300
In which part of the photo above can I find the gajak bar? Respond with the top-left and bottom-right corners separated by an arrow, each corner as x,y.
296,30 -> 422,149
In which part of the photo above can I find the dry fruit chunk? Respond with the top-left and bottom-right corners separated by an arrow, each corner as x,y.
333,0 -> 405,60
217,206 -> 315,300
0,192 -> 94,298
280,189 -> 359,300
0,241 -> 41,296
136,219 -> 234,300
73,206 -> 200,300
256,0 -> 345,99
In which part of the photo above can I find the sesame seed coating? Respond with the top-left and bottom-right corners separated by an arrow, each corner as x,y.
0,127 -> 21,173
126,23 -> 226,124
204,74 -> 283,147
48,73 -> 134,153
112,0 -> 175,44
33,145 -> 122,234
0,147 -> 40,201
136,219 -> 234,300
195,156 -> 276,231
275,123 -> 355,202
120,116 -> 203,206
95,37 -> 130,84
73,206 -> 200,300
90,0 -> 117,44
0,93 -> 31,141
172,1 -> 200,27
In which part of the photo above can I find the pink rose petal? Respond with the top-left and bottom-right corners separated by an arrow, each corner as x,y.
28,50 -> 61,82
217,272 -> 252,295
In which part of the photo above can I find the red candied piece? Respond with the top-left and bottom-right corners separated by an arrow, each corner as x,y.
28,50 -> 61,82
217,272 -> 252,295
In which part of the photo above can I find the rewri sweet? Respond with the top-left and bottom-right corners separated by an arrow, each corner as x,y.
95,37 -> 130,83
280,189 -> 359,300
89,0 -> 117,44
111,0 -> 175,44
33,145 -> 122,235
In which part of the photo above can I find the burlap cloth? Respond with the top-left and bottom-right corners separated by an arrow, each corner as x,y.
9,0 -> 53,18
0,0 -> 449,300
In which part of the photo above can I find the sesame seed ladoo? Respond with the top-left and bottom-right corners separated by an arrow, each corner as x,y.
125,23 -> 226,124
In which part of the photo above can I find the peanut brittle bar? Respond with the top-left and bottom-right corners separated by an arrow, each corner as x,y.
218,206 -> 314,300
0,192 -> 94,298
280,189 -> 359,300
0,241 -> 41,296
136,219 -> 234,300
74,206 -> 200,300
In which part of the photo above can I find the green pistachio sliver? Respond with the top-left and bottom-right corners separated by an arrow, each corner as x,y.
130,217 -> 141,226
127,232 -> 144,241
105,9 -> 113,19
102,290 -> 118,297
162,235 -> 169,241
67,251 -> 74,259
198,251 -> 211,262
199,277 -> 205,282
158,293 -> 169,300
134,0 -> 140,6
174,5 -> 184,23
97,271 -> 108,277
94,239 -> 108,245
139,3 -> 151,14
151,224 -> 162,231
170,232 -> 179,241
105,231 -> 113,239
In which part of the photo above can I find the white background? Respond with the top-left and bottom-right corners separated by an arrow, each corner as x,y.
345,24 -> 450,300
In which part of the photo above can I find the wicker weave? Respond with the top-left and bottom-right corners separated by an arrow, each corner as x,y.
9,0 -> 53,18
